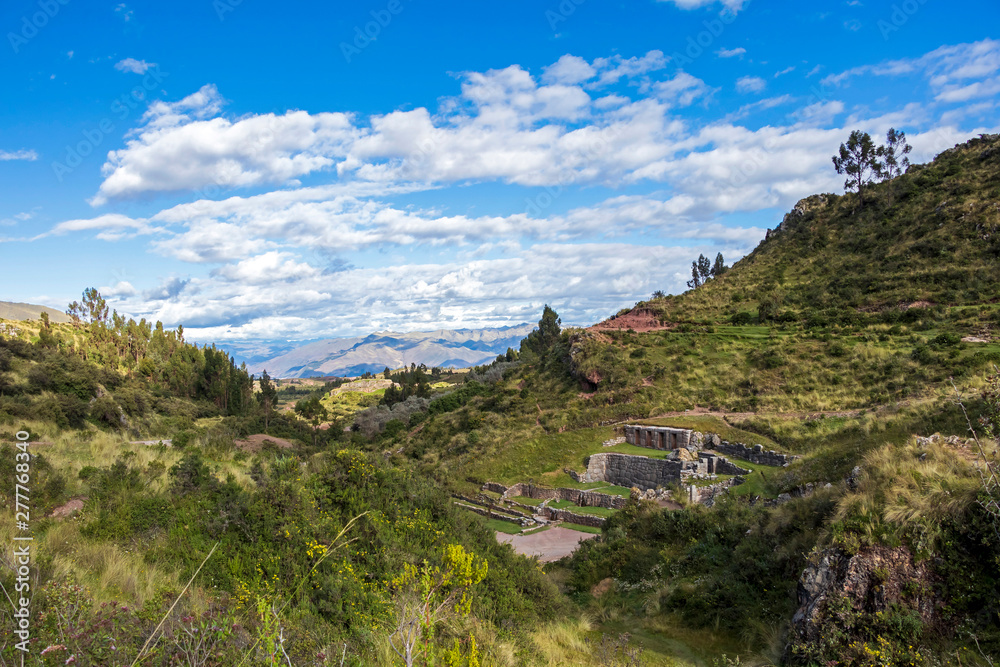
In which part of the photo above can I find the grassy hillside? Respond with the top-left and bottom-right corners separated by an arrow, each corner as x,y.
0,301 -> 71,324
358,137 -> 1000,664
639,133 -> 1000,326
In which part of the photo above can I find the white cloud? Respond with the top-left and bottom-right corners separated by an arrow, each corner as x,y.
0,149 -> 38,161
100,280 -> 137,297
774,66 -> 795,77
736,75 -> 767,93
591,50 -> 668,87
65,42 -> 1000,342
657,0 -> 746,13
822,39 -> 1000,103
792,100 -> 845,124
91,85 -> 356,205
114,57 -> 155,74
542,54 -> 597,85
716,47 -> 746,59
655,71 -> 715,107
115,240 -> 759,341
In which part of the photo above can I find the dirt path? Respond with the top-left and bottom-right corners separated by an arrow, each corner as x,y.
496,526 -> 598,562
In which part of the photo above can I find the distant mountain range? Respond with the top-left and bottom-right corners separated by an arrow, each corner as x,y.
243,324 -> 534,378
0,300 -> 71,323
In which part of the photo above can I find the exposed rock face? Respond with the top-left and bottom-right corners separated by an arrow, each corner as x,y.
789,546 -> 939,649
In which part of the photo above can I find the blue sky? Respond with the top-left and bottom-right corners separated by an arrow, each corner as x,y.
1,0 -> 998,348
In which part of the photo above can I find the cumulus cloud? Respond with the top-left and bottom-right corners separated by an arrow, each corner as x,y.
115,240 -> 758,340
736,75 -> 767,93
91,85 -> 356,205
57,42 -> 1000,342
542,54 -> 597,85
655,71 -> 715,107
114,58 -> 155,74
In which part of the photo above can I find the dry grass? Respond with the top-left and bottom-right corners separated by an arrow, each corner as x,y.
530,615 -> 594,665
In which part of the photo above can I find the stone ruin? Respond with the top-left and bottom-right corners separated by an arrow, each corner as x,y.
464,425 -> 798,531
624,425 -> 694,451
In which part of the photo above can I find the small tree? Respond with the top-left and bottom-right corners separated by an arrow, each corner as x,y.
711,253 -> 727,278
832,130 -> 882,208
697,254 -> 712,283
389,544 -> 488,667
686,261 -> 702,290
880,127 -> 912,181
257,370 -> 278,433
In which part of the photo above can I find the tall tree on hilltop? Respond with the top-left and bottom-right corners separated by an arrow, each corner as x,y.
711,253 -> 727,278
66,287 -> 109,326
521,305 -> 561,356
687,253 -> 714,289
832,130 -> 882,208
687,261 -> 702,289
880,127 -> 912,181
697,254 -> 712,282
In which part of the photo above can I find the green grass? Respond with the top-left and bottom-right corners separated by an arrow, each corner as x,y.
560,523 -> 603,534
485,518 -> 523,534
548,500 -> 617,518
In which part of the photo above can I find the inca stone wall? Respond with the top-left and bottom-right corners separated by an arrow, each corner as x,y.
538,507 -> 605,527
487,482 -> 627,509
688,477 -> 744,505
579,453 -> 688,491
714,441 -> 793,466
625,425 -> 694,451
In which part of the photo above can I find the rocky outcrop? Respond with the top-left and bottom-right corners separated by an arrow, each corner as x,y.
688,477 -> 744,506
788,546 -> 940,650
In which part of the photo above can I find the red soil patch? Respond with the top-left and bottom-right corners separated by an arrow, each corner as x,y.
589,309 -> 671,333
50,498 -> 85,519
233,434 -> 295,453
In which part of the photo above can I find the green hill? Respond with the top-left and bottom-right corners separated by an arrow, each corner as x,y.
0,300 -> 71,323
369,135 -> 1000,664
640,132 -> 1000,326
